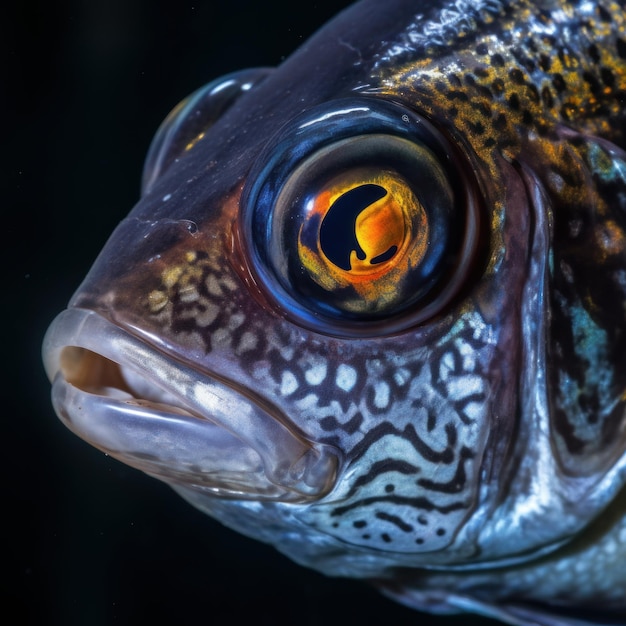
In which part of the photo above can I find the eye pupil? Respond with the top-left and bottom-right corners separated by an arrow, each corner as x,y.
319,183 -> 388,271
371,244 -> 398,265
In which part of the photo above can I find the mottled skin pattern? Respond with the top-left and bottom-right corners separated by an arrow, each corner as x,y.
372,0 -> 626,476
45,1 -> 626,625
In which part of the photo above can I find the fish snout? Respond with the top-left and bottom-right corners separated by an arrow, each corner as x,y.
42,307 -> 338,502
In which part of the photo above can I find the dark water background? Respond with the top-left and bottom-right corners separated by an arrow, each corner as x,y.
5,1 -> 498,624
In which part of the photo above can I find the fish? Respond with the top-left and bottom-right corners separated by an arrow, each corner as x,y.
42,0 -> 626,624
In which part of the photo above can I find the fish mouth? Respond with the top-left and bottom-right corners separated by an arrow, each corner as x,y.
43,308 -> 338,501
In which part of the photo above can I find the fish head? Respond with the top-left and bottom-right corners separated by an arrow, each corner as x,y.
43,0 -> 626,600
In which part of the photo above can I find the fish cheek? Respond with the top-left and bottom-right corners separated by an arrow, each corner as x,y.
281,159 -> 538,560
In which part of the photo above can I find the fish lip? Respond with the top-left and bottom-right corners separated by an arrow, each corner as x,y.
43,307 -> 338,501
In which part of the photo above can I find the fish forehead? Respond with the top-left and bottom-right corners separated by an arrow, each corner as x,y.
64,0 -> 626,583
78,0 -> 626,273
371,0 -> 626,223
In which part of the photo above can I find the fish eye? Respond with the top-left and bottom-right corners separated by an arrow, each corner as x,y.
241,98 -> 482,337
141,67 -> 273,195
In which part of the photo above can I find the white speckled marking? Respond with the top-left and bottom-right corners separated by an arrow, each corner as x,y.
178,284 -> 199,303
305,362 -> 327,386
394,367 -> 411,387
455,338 -> 476,372
236,331 -> 258,354
440,351 -> 455,382
335,364 -> 357,392
463,401 -> 483,421
446,375 -> 483,401
228,312 -> 245,330
194,302 -> 220,327
205,274 -> 223,296
373,381 -> 390,408
281,371 -> 299,396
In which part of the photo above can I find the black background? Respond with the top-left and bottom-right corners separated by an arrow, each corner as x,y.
6,1 -> 497,624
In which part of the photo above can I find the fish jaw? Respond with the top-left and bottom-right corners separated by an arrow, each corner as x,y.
42,307 -> 339,502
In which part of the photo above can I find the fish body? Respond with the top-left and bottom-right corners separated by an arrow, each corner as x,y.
43,1 -> 626,624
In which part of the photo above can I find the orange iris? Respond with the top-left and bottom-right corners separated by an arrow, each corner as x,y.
297,168 -> 429,314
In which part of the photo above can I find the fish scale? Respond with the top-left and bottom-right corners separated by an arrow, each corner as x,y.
43,1 -> 626,624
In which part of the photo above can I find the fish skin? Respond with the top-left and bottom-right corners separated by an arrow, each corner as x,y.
42,1 -> 626,624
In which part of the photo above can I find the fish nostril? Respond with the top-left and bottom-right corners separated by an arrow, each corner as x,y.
59,347 -> 131,395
